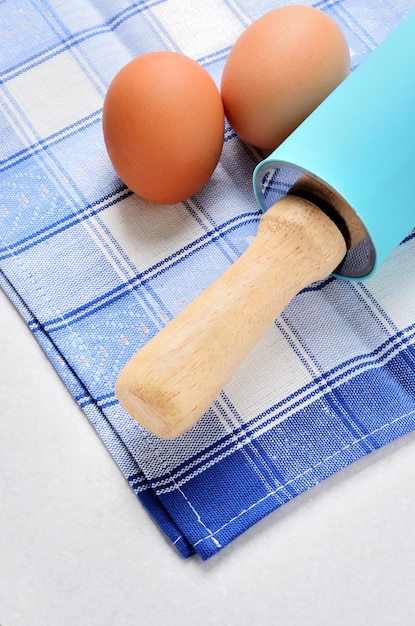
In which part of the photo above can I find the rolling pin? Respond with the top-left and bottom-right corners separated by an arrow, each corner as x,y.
115,10 -> 415,439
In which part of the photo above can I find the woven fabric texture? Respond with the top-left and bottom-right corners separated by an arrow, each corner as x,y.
1,0 -> 415,559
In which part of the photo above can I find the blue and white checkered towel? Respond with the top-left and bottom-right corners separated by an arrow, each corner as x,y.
1,0 -> 415,560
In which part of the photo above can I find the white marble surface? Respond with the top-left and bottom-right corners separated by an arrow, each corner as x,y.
1,285 -> 415,626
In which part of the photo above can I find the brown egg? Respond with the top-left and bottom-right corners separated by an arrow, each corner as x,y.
221,6 -> 350,150
102,52 -> 224,204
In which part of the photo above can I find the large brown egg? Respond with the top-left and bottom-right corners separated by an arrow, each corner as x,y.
103,52 -> 225,204
221,6 -> 350,150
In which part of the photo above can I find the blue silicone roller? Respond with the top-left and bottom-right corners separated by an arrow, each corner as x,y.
254,9 -> 415,279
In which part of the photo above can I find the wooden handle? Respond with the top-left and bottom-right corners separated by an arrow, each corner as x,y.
115,195 -> 347,438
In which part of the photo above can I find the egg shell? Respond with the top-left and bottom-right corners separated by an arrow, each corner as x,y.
221,5 -> 350,150
102,52 -> 224,204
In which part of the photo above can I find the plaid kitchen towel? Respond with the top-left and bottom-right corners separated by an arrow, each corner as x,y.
1,0 -> 415,560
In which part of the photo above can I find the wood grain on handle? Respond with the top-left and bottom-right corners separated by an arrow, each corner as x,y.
115,195 -> 347,439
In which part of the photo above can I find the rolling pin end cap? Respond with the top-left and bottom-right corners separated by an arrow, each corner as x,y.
115,370 -> 190,439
